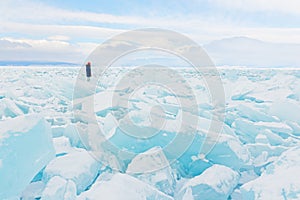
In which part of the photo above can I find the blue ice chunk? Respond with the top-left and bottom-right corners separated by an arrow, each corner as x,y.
233,118 -> 261,143
51,125 -> 65,138
246,143 -> 287,168
21,181 -> 45,200
0,98 -> 24,119
269,100 -> 300,123
0,114 -> 55,199
63,123 -> 86,149
231,92 -> 264,103
126,147 -> 176,196
235,104 -> 276,122
287,121 -> 300,136
234,118 -> 294,144
206,134 -> 251,170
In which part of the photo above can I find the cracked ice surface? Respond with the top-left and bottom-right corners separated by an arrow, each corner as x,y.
0,66 -> 300,199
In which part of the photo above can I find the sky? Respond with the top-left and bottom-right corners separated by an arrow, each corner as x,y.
0,0 -> 300,66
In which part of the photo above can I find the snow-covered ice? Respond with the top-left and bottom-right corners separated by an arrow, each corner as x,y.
41,176 -> 77,200
78,173 -> 173,200
43,148 -> 100,194
177,164 -> 240,200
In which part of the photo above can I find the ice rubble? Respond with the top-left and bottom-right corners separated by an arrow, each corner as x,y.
1,67 -> 300,199
0,114 -> 55,199
240,146 -> 300,199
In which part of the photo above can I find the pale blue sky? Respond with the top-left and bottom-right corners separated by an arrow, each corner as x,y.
40,0 -> 300,28
0,0 -> 300,66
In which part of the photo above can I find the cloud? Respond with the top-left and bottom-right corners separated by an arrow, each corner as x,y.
0,0 -> 185,27
47,35 -> 70,41
0,38 -> 31,48
0,37 -> 98,63
1,0 -> 300,45
0,21 -> 124,42
2,18 -> 300,46
210,0 -> 300,15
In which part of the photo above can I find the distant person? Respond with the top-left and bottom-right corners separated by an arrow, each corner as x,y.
86,62 -> 92,81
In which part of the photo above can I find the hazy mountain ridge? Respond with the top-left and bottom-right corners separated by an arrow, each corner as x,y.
0,61 -> 78,66
204,36 -> 300,67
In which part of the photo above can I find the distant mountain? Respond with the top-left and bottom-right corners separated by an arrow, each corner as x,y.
204,36 -> 300,67
0,61 -> 78,66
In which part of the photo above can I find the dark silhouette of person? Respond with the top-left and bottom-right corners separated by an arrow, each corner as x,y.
86,62 -> 91,81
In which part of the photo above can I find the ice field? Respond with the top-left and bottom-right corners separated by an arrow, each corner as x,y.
1,66 -> 300,199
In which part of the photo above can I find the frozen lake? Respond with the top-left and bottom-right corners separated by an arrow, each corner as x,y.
0,66 -> 300,199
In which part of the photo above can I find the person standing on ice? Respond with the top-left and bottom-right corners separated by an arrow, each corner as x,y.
86,62 -> 92,81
